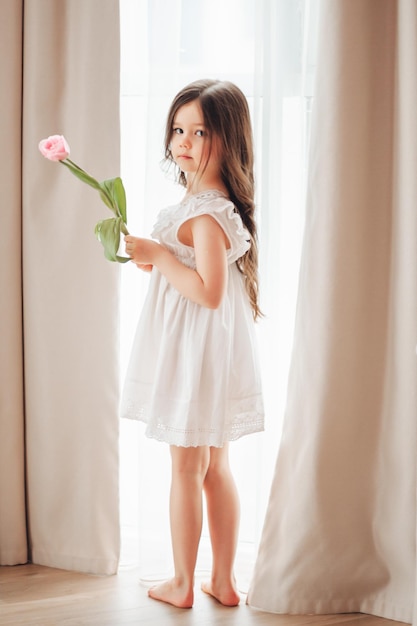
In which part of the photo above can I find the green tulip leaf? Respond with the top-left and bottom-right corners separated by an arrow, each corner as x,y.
54,154 -> 129,263
113,177 -> 127,224
95,217 -> 130,263
99,178 -> 127,223
98,187 -> 117,213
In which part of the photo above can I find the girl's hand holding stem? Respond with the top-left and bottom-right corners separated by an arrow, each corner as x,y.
124,235 -> 155,272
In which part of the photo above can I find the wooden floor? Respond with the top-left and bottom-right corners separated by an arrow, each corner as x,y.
0,564 -> 410,626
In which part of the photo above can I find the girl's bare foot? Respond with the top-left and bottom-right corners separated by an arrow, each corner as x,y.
148,578 -> 194,609
201,580 -> 240,607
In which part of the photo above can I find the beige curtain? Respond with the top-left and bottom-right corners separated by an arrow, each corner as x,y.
0,0 -> 121,575
248,0 -> 417,623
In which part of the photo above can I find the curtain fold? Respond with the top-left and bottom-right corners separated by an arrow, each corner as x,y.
0,0 -> 121,575
0,0 -> 27,567
248,0 -> 416,623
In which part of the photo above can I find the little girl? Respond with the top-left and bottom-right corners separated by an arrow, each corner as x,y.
121,79 -> 264,609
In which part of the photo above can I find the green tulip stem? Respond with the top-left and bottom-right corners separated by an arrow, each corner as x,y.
57,157 -> 129,263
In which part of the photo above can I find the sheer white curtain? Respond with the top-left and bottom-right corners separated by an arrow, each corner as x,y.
118,0 -> 318,586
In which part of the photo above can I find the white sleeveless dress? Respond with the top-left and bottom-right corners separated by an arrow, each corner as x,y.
120,190 -> 264,447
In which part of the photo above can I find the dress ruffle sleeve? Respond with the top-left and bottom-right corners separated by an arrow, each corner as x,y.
151,191 -> 251,266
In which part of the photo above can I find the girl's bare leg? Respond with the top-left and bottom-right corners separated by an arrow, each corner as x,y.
201,444 -> 241,606
148,445 -> 209,608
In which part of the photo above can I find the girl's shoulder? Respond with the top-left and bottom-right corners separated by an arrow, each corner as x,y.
180,188 -> 240,220
180,190 -> 251,260
153,189 -> 250,262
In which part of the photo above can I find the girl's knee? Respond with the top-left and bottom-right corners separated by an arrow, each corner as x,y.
170,445 -> 210,477
205,445 -> 231,481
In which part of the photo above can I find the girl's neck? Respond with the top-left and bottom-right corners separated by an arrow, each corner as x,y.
185,174 -> 228,197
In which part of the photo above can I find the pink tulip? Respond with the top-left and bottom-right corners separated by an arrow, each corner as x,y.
38,135 -> 70,161
38,133 -> 129,262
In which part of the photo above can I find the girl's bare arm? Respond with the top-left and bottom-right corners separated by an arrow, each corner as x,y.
125,214 -> 228,309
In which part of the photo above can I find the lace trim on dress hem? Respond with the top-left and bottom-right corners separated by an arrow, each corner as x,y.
122,395 -> 265,447
139,416 -> 264,447
142,420 -> 264,448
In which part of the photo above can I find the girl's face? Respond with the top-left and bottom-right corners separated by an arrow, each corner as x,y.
170,100 -> 221,184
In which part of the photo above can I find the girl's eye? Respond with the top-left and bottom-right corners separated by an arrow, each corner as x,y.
172,127 -> 205,136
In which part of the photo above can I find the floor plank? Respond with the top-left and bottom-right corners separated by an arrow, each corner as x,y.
0,564 -> 410,626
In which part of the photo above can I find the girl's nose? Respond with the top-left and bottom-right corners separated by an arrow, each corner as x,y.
180,133 -> 191,148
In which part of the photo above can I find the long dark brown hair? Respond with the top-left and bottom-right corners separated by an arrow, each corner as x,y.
164,79 -> 262,320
